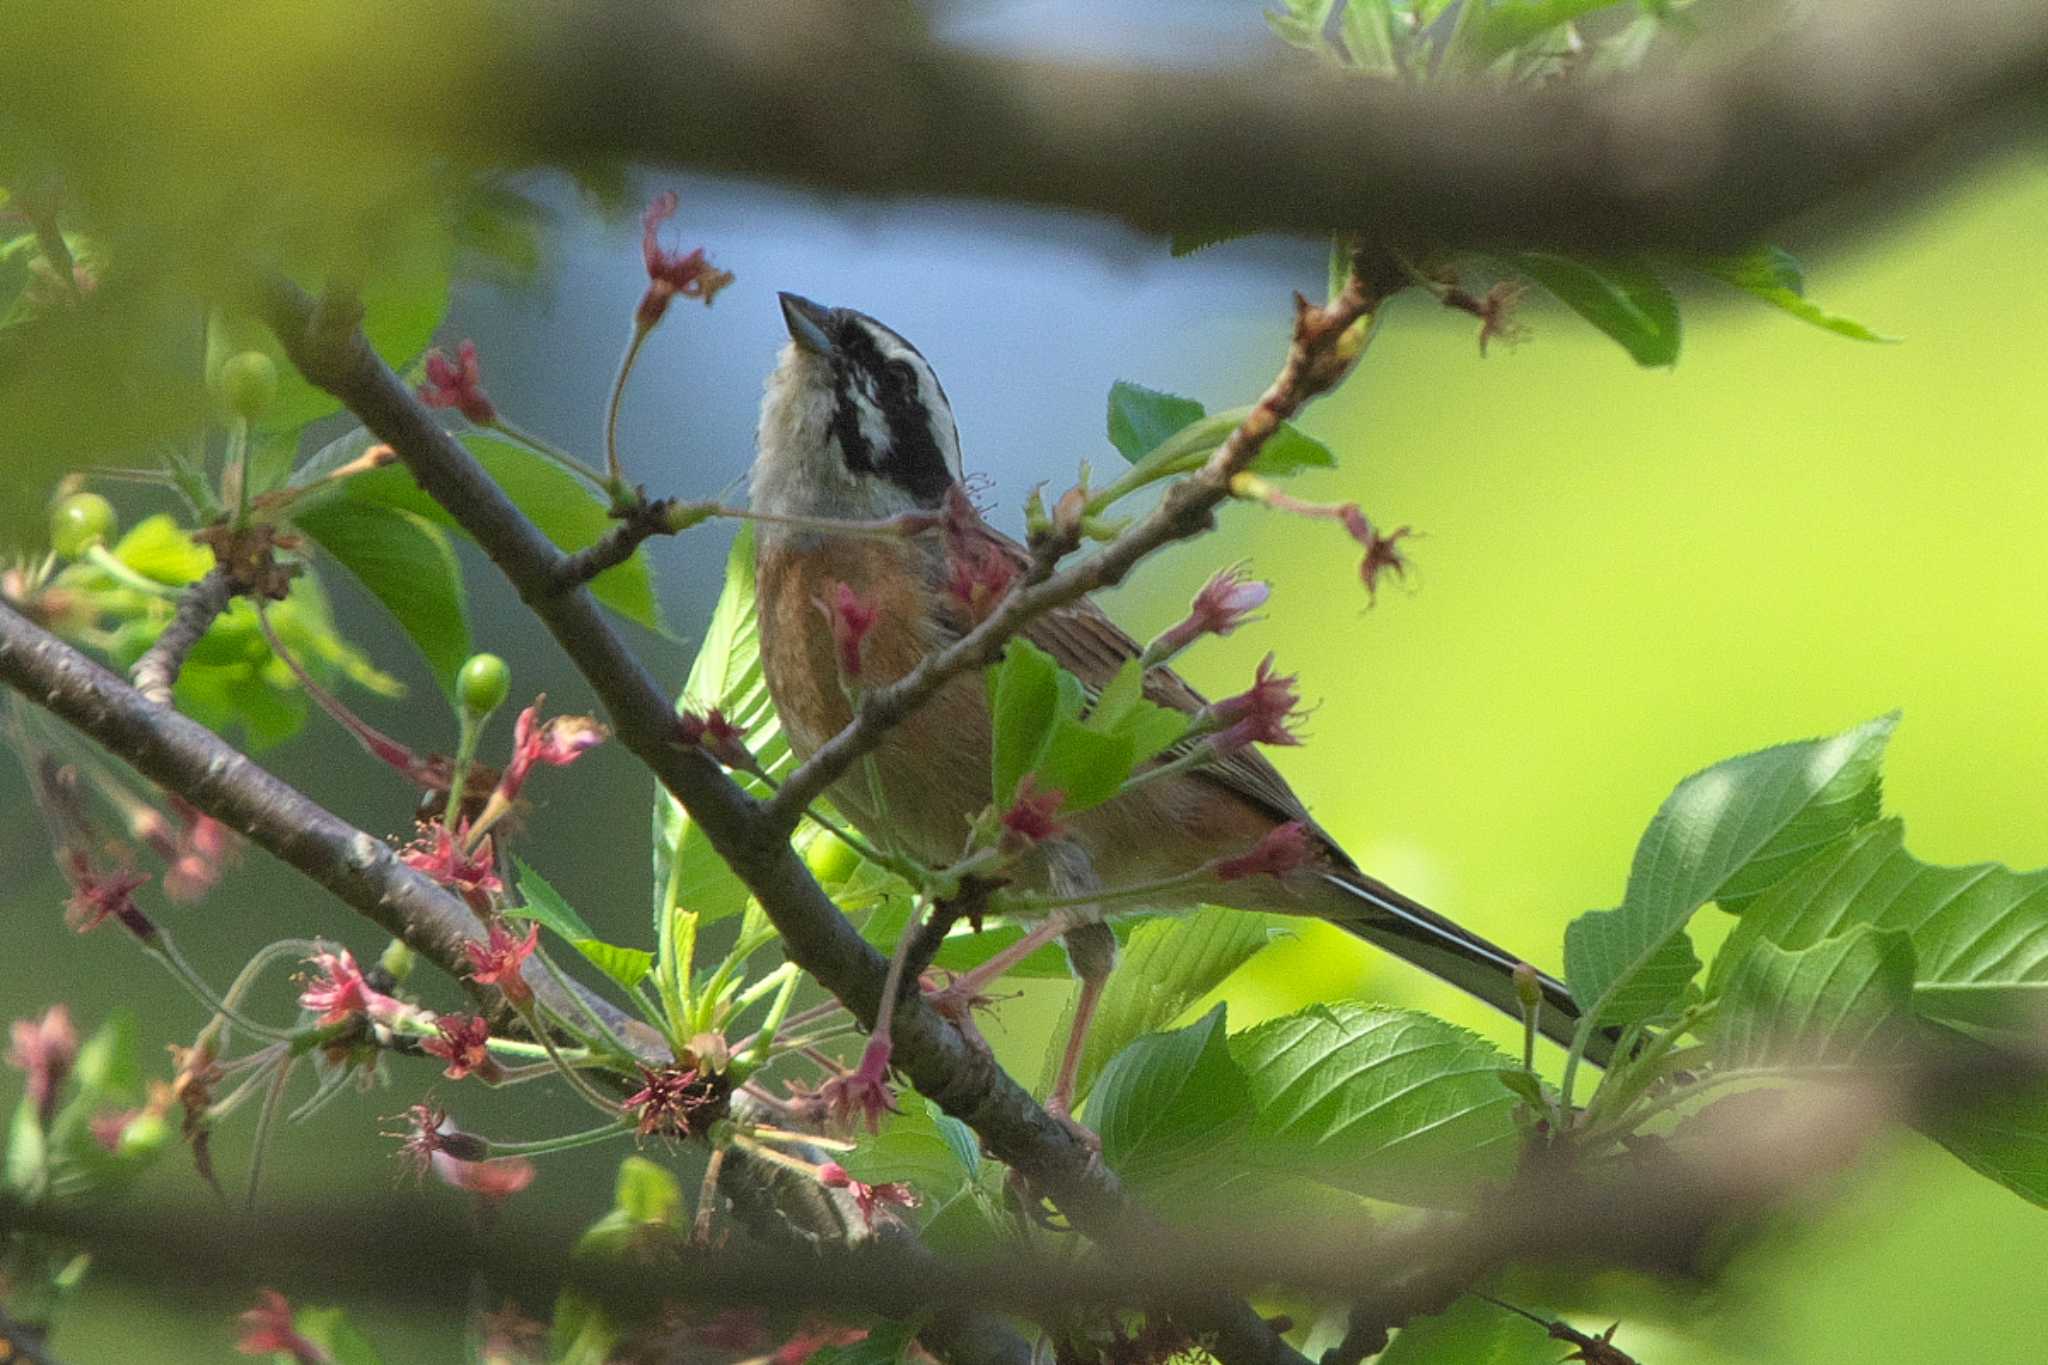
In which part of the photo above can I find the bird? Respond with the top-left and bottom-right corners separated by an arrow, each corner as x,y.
750,292 -> 1611,1122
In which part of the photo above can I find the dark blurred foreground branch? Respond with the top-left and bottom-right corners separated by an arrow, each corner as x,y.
256,277 -> 1312,1365
466,0 -> 2044,251
9,1033 -> 2039,1350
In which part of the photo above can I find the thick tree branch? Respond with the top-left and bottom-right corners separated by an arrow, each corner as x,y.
412,0 -> 2046,251
257,276 -> 1311,1365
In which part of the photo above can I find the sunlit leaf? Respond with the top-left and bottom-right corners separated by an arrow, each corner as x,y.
1501,251 -> 1682,367
1715,925 -> 1916,1067
293,498 -> 470,697
1090,1005 -> 1252,1193
1699,246 -> 1896,344
1376,1293 -> 1559,1365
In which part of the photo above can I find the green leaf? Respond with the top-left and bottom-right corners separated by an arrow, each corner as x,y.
1089,1004 -> 1252,1193
1501,251 -> 1682,367
1462,0 -> 1637,67
1169,228 -> 1256,257
294,1307 -> 387,1365
1265,0 -> 1339,51
1104,405 -> 1336,496
293,498 -> 470,697
1336,1 -> 1401,75
1232,1003 -> 1521,1207
613,1155 -> 683,1224
1085,660 -> 1190,764
839,1097 -> 975,1206
987,638 -> 1062,808
1716,926 -> 1917,1067
1107,381 -> 1206,465
293,430 -> 661,631
811,1321 -> 919,1365
569,938 -> 654,992
1917,1036 -> 2048,1208
512,860 -> 600,940
1564,713 -> 1895,1030
1043,907 -> 1281,1104
1699,246 -> 1896,343
653,524 -> 794,927
1707,817 -> 2048,1038
1376,1293 -> 1560,1365
72,1007 -> 141,1101
111,513 -> 211,586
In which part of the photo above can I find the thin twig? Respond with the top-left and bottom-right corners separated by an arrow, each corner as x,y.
130,566 -> 234,705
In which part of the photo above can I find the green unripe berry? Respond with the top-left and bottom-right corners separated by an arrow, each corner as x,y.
457,652 -> 511,718
218,350 -> 279,421
50,492 -> 117,558
803,829 -> 861,887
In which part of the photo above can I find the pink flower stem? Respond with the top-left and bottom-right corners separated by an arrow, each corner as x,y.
604,322 -> 656,488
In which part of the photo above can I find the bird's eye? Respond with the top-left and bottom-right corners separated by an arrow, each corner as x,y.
885,358 -> 918,392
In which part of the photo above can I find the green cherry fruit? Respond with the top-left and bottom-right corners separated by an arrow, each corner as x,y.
218,350 -> 280,422
803,828 -> 862,887
50,491 -> 118,558
457,652 -> 511,719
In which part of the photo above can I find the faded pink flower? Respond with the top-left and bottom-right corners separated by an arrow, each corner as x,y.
400,821 -> 503,912
1338,507 -> 1413,604
999,775 -> 1066,849
421,1014 -> 501,1083
498,697 -> 608,803
821,582 -> 880,682
299,948 -> 407,1029
638,191 -> 734,327
419,340 -> 496,425
1213,822 -> 1317,881
817,1161 -> 920,1229
236,1289 -> 331,1363
678,707 -> 755,771
7,1004 -> 77,1125
1145,564 -> 1269,664
622,1064 -> 726,1140
62,851 -> 155,941
822,1037 -> 898,1135
464,921 -> 540,1008
1205,654 -> 1303,754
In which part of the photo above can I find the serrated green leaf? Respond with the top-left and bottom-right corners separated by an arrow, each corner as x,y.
653,525 -> 792,927
1503,251 -> 1681,367
839,1097 -> 974,1206
511,859 -> 600,941
569,938 -> 653,991
987,638 -> 1062,808
1565,714 -> 1896,1031
1168,228 -> 1256,258
1231,1002 -> 1521,1207
1043,907 -> 1280,1104
293,498 -> 470,697
1376,1293 -> 1560,1365
1107,381 -> 1206,465
1090,1004 -> 1251,1193
1716,925 -> 1916,1067
1699,246 -> 1896,343
1103,405 -> 1336,498
292,429 -> 660,631
1706,817 -> 2048,1040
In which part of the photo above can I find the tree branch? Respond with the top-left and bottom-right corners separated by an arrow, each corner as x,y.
256,275 -> 1312,1365
129,566 -> 233,706
374,0 -> 2048,250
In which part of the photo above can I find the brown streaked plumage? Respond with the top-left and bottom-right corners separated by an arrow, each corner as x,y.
751,293 -> 1611,1116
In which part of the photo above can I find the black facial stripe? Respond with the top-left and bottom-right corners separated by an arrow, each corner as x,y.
827,311 -> 957,506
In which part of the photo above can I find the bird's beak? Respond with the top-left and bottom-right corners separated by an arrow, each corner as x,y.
778,292 -> 835,356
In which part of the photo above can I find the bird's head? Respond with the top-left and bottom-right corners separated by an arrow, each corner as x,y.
753,293 -> 963,523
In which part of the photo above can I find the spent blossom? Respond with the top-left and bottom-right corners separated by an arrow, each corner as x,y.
8,1003 -> 77,1125
1213,822 -> 1317,881
822,1037 -> 898,1134
622,1064 -> 728,1140
1144,564 -> 1270,666
1337,506 -> 1414,604
388,1102 -> 490,1178
638,191 -> 734,328
678,707 -> 755,771
298,948 -> 408,1030
62,852 -> 155,941
822,582 -> 879,682
497,697 -> 608,804
235,1290 -> 331,1363
419,340 -> 496,425
999,775 -> 1066,849
464,920 -> 540,1007
1204,654 -> 1303,755
817,1161 -> 920,1229
399,820 -> 503,912
421,1014 -> 501,1083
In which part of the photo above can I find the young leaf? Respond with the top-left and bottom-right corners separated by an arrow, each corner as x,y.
569,938 -> 654,992
985,639 -> 1138,812
1500,251 -> 1682,367
293,1306 -> 387,1365
1706,817 -> 2048,1038
512,859 -> 600,941
1103,406 -> 1335,500
1231,1002 -> 1521,1207
1169,228 -> 1256,257
293,499 -> 470,697
1699,246 -> 1896,343
292,430 -> 661,631
1107,381 -> 1206,465
1375,1293 -> 1559,1365
653,525 -> 794,927
1090,1004 -> 1252,1193
1041,906 -> 1280,1105
1715,925 -> 1916,1067
839,1096 -> 975,1206
1564,713 -> 1895,1031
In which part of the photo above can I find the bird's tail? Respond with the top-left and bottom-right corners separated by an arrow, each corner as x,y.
1319,870 -> 1617,1069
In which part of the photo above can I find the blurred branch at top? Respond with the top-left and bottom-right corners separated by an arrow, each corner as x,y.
6,0 -> 2046,258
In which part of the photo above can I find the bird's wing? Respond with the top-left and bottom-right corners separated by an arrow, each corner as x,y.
934,512 -> 1351,864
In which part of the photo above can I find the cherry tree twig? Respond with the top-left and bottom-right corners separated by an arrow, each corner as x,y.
129,566 -> 234,706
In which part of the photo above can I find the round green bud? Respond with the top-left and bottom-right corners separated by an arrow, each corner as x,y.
50,492 -> 117,558
379,938 -> 417,984
457,652 -> 511,718
218,350 -> 279,421
803,829 -> 861,887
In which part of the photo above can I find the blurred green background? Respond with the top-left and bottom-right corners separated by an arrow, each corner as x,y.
7,44 -> 2048,1365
